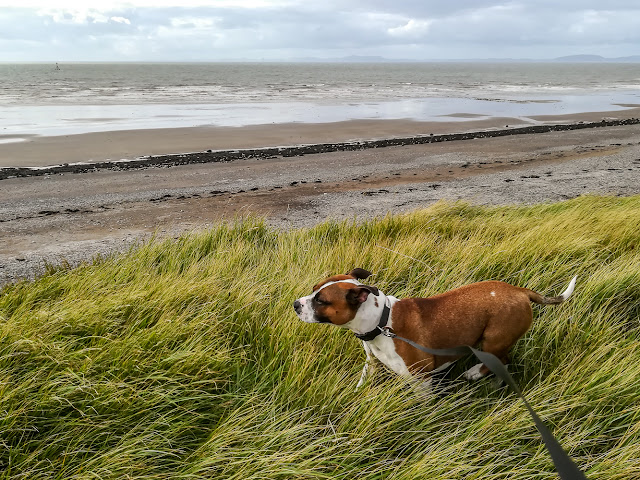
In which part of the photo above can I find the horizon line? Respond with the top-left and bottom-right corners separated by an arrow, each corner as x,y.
3,56 -> 640,64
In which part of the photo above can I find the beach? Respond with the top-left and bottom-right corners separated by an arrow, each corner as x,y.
2,61 -> 640,285
2,106 -> 640,286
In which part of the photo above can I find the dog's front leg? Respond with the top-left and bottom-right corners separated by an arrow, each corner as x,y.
356,341 -> 376,390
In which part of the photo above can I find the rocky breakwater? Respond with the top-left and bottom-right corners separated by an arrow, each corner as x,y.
1,118 -> 639,181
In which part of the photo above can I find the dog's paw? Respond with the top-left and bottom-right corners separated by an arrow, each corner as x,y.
463,363 -> 486,381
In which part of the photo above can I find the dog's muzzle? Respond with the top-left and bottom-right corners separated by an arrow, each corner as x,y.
293,299 -> 302,315
293,297 -> 323,323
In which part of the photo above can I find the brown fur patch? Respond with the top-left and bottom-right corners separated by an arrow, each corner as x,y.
313,282 -> 363,325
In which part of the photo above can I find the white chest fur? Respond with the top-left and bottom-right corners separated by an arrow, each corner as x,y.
360,296 -> 412,378
365,335 -> 412,377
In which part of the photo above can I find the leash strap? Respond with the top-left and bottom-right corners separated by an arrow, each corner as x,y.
381,329 -> 587,480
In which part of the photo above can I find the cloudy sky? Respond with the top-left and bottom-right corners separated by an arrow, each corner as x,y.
1,0 -> 639,62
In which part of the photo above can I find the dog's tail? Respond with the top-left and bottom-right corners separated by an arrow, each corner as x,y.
528,276 -> 577,305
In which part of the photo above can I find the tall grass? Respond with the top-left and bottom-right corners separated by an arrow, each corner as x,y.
1,195 -> 639,479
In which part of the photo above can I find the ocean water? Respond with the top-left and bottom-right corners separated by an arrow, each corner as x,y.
1,62 -> 639,137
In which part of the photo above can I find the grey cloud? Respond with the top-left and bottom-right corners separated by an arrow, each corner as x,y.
1,2 -> 639,61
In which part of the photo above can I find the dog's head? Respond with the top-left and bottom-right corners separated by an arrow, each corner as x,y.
293,268 -> 380,326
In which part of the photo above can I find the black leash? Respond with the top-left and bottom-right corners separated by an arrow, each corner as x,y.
378,327 -> 588,480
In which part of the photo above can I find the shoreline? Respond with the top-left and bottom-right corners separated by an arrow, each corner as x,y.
2,106 -> 640,169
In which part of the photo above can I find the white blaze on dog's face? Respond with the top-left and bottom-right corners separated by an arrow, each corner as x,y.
293,269 -> 378,328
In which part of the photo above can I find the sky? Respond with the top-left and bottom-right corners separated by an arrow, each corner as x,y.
1,0 -> 639,62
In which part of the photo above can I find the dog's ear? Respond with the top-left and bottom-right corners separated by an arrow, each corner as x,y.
346,268 -> 372,280
346,285 -> 379,305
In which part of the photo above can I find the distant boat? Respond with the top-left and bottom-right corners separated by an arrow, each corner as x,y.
55,63 -> 61,71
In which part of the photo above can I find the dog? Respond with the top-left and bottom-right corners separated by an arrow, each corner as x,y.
293,268 -> 576,389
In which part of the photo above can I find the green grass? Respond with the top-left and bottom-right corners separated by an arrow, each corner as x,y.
1,194 -> 640,479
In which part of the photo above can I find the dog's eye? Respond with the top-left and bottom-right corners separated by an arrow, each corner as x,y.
314,296 -> 329,306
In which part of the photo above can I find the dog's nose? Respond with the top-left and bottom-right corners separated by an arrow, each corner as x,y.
293,300 -> 302,314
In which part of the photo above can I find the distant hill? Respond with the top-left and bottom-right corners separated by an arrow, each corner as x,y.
555,54 -> 640,62
288,54 -> 640,63
338,55 -> 390,62
555,55 -> 606,62
292,55 -> 407,63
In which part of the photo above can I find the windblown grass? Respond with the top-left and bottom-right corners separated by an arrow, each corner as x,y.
1,195 -> 640,479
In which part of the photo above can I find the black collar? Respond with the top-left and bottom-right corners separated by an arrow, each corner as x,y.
353,304 -> 390,341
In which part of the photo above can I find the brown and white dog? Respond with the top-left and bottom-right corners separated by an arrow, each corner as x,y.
293,268 -> 576,389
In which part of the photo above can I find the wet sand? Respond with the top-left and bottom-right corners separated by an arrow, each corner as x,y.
0,117 -> 532,167
2,107 -> 639,168
1,110 -> 640,286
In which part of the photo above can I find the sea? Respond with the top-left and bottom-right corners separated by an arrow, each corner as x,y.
1,62 -> 639,139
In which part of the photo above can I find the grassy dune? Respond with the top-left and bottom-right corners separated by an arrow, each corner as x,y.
1,195 -> 639,479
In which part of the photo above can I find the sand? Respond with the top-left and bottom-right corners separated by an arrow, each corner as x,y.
1,109 -> 640,286
2,107 -> 639,168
